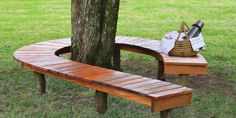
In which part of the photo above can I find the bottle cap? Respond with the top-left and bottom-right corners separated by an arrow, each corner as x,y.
192,20 -> 204,32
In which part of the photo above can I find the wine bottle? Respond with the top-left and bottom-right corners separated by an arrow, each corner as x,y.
187,20 -> 204,39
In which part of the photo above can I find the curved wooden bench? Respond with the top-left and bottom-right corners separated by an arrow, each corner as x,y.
114,36 -> 208,75
14,36 -> 194,117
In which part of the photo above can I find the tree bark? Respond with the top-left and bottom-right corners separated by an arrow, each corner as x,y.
71,0 -> 120,114
71,0 -> 120,69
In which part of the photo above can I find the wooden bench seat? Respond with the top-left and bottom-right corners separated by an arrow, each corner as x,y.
13,36 -> 206,117
115,36 -> 208,75
37,36 -> 208,75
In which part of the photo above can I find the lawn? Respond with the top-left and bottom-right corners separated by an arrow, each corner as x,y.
0,0 -> 236,117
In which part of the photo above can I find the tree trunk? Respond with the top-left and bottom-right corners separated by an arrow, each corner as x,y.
71,0 -> 120,114
71,0 -> 120,69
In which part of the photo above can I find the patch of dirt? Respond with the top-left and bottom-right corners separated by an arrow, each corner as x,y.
121,59 -> 157,79
121,59 -> 236,98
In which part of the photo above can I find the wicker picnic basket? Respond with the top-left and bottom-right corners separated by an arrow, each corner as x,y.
168,21 -> 198,57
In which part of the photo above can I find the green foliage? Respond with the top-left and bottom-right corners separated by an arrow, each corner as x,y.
0,0 -> 236,117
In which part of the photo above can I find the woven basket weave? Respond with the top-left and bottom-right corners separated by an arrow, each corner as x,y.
168,22 -> 198,57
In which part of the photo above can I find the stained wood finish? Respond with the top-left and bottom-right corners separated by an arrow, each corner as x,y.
133,82 -> 172,93
95,91 -> 107,114
31,36 -> 208,74
13,37 -> 198,113
151,93 -> 192,112
34,72 -> 46,95
115,36 -> 207,74
160,109 -> 172,118
112,77 -> 150,86
123,80 -> 162,89
102,75 -> 141,84
158,60 -> 166,81
113,48 -> 121,71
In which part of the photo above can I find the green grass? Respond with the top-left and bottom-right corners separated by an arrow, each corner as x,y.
0,0 -> 236,117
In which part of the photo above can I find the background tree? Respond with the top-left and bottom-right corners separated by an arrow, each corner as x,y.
71,0 -> 120,113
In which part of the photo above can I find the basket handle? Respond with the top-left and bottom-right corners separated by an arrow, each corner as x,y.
176,21 -> 189,40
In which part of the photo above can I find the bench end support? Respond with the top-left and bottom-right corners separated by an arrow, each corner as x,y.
113,48 -> 121,71
34,72 -> 46,95
95,90 -> 108,114
158,60 -> 166,81
160,109 -> 172,118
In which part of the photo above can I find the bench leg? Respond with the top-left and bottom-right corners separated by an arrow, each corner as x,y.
113,48 -> 121,71
34,72 -> 46,95
158,60 -> 166,81
95,90 -> 107,114
178,74 -> 189,86
160,109 -> 172,118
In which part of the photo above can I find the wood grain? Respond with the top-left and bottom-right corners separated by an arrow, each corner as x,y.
13,36 -> 201,113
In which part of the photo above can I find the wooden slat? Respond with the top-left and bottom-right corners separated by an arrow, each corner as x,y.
47,63 -> 86,72
17,46 -> 57,51
151,92 -> 192,112
26,57 -> 65,64
133,40 -> 159,47
162,54 -> 207,66
14,50 -> 55,54
67,67 -> 113,79
87,71 -> 130,81
115,36 -> 123,41
139,41 -> 159,47
125,37 -> 143,45
102,75 -> 142,84
36,41 -> 68,47
33,44 -> 63,49
115,37 -> 132,43
149,87 -> 192,98
42,61 -> 78,69
48,40 -> 71,45
14,55 -> 54,61
21,62 -> 152,106
55,38 -> 71,43
164,64 -> 207,74
60,65 -> 93,74
14,53 -> 53,56
47,40 -> 71,47
122,80 -> 160,89
131,82 -> 172,93
13,37 -> 197,113
95,73 -> 131,82
26,44 -> 61,49
145,84 -> 181,94
30,59 -> 71,67
113,77 -> 151,86
132,39 -> 149,45
20,56 -> 60,63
